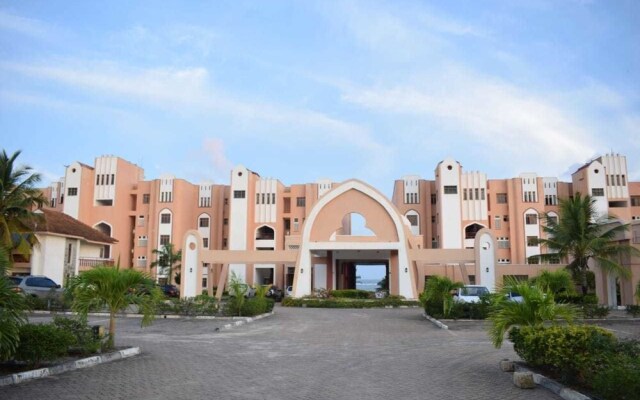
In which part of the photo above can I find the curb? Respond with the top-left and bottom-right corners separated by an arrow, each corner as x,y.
30,310 -> 269,320
0,346 -> 141,387
217,311 -> 274,331
514,364 -> 591,400
422,313 -> 448,330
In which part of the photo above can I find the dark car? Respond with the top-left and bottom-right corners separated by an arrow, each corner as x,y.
266,286 -> 283,302
160,284 -> 179,298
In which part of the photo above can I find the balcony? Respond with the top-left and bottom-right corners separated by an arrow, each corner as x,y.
79,257 -> 114,272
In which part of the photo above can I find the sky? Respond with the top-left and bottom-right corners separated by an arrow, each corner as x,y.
1,0 -> 639,197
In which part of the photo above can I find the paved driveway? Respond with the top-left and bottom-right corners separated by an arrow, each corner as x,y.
1,307 -> 559,400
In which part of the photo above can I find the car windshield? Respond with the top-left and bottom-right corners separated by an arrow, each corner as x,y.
461,287 -> 488,296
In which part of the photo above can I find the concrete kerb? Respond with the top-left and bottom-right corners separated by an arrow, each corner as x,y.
0,347 -> 141,387
216,311 -> 274,332
422,313 -> 449,330
513,363 -> 592,400
31,310 -> 274,321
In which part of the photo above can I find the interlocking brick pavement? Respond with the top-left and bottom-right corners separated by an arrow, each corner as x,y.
0,308 -> 560,399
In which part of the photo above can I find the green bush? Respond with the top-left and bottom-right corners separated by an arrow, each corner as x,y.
25,292 -> 72,311
556,293 -> 598,305
581,304 -> 610,319
53,316 -> 101,355
509,325 -> 616,384
592,354 -> 640,400
329,289 -> 372,299
239,297 -> 273,316
282,297 -> 418,308
159,295 -> 219,316
14,323 -> 75,367
625,305 -> 640,317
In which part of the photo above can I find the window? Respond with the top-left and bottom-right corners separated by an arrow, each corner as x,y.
431,216 -> 436,223
463,189 -> 468,201
142,194 -> 150,204
161,213 -> 171,224
202,238 -> 209,248
406,214 -> 418,226
525,214 -> 538,225
526,236 -> 538,247
443,185 -> 458,194
199,217 -> 209,228
548,215 -> 558,225
272,193 -> 276,204
430,194 -> 436,204
496,193 -> 507,204
256,193 -> 260,204
223,218 -> 228,225
138,236 -> 148,247
222,238 -> 227,248
497,237 -> 510,249
160,235 -> 170,246
592,188 -> 604,196
50,198 -> 56,208
233,190 -> 246,199
68,187 -> 78,196
296,197 -> 305,207
475,188 -> 479,199
293,218 -> 299,232
481,188 -> 485,200
631,197 -> 640,207
494,216 -> 502,230
202,277 -> 208,289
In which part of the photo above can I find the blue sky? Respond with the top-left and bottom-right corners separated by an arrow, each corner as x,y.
1,0 -> 639,196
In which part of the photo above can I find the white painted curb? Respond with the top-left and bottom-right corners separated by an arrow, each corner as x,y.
0,347 -> 141,387
514,364 -> 591,400
422,313 -> 449,330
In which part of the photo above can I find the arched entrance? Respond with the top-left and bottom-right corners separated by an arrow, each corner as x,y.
94,222 -> 112,259
292,180 -> 416,299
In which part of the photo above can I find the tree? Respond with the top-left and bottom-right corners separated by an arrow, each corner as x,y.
377,275 -> 388,291
71,264 -> 162,349
488,279 -> 578,348
530,269 -> 576,296
420,275 -> 463,317
0,244 -> 29,360
636,280 -> 640,304
150,243 -> 182,285
0,149 -> 47,260
532,193 -> 640,293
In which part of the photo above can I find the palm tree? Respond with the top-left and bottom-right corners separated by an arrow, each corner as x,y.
0,244 -> 29,360
150,243 -> 182,285
488,279 -> 578,348
530,269 -> 576,296
421,275 -> 464,317
532,193 -> 640,293
71,264 -> 161,349
0,149 -> 47,260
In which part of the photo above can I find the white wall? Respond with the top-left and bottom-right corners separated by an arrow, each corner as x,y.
436,159 -> 462,249
62,162 -> 83,219
229,166 -> 249,283
93,156 -> 117,204
317,179 -> 333,198
586,161 -> 608,218
31,235 -> 67,285
183,233 -> 199,298
600,154 -> 629,199
478,232 -> 496,291
313,264 -> 327,290
461,171 -> 488,221
255,178 -> 277,223
524,208 -> 541,261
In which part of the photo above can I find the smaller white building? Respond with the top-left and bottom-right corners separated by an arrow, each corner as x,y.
11,209 -> 117,286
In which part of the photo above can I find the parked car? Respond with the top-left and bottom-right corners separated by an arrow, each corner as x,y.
506,291 -> 524,303
266,286 -> 283,301
12,276 -> 63,299
160,284 -> 179,298
7,276 -> 25,294
453,285 -> 489,303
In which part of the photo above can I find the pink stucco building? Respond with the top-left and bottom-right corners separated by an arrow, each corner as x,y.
35,153 -> 640,305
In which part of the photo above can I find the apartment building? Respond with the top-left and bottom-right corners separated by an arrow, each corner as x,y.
39,153 -> 640,304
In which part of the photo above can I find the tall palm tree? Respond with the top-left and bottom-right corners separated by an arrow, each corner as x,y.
150,243 -> 182,285
532,193 -> 640,293
71,264 -> 161,349
421,275 -> 464,317
488,279 -> 578,348
0,149 -> 47,259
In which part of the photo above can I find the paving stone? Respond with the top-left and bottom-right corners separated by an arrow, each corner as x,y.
1,308 -> 560,399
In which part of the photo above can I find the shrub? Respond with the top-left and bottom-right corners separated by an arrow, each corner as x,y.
509,325 -> 616,384
239,297 -> 273,316
556,293 -> 598,305
625,304 -> 640,317
329,289 -> 372,299
592,354 -> 640,400
14,323 -> 75,367
581,304 -> 609,319
281,297 -> 418,308
53,316 -> 102,355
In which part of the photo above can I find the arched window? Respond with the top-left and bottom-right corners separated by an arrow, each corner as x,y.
464,223 -> 484,240
255,225 -> 275,240
405,210 -> 420,235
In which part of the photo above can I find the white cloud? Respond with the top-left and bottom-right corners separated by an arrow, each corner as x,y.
0,10 -> 50,39
202,138 -> 233,180
341,67 -> 602,176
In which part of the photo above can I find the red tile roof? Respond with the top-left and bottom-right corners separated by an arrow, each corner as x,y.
33,209 -> 117,244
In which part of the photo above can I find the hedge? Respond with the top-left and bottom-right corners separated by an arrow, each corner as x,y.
14,323 -> 75,368
282,297 -> 418,308
329,289 -> 373,299
508,325 -> 640,399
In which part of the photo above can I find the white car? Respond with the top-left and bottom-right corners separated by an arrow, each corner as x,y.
454,285 -> 489,303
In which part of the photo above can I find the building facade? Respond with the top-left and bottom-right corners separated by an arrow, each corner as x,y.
37,153 -> 640,304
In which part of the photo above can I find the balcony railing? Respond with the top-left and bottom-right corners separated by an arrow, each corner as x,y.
79,257 -> 115,271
